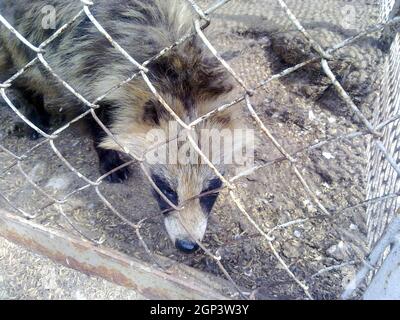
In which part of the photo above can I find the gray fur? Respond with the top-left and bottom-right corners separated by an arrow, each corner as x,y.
0,0 -> 250,250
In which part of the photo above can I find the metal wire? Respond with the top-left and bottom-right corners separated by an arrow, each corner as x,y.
0,0 -> 399,299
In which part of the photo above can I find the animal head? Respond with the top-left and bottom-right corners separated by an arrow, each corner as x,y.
100,44 -> 255,253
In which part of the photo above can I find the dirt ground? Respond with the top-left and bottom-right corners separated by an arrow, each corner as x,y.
0,237 -> 141,299
0,0 -> 387,299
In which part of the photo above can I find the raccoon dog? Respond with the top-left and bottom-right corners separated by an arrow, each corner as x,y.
0,0 -> 254,253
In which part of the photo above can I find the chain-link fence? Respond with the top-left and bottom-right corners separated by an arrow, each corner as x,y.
343,0 -> 400,300
367,0 -> 400,247
0,0 -> 399,299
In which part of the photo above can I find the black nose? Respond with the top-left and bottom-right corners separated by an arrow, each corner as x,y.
175,239 -> 199,253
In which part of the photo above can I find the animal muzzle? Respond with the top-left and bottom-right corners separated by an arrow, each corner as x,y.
164,209 -> 207,253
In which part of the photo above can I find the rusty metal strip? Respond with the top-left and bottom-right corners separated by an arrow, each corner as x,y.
0,209 -> 233,300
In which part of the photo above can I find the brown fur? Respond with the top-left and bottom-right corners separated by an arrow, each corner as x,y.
0,0 -> 253,250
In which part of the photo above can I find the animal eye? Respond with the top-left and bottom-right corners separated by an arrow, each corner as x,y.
203,178 -> 223,193
151,174 -> 178,212
200,178 -> 223,214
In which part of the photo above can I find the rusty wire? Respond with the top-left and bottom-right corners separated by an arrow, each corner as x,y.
0,0 -> 399,300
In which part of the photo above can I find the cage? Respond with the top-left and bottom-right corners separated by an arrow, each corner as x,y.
0,0 -> 399,300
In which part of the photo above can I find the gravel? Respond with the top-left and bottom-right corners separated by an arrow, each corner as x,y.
0,237 -> 141,300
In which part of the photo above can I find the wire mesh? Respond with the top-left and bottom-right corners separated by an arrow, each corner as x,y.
367,0 -> 400,248
0,0 -> 399,299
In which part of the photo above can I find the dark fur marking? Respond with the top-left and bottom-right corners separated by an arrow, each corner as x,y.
142,99 -> 171,125
72,15 -> 92,41
148,44 -> 234,117
200,177 -> 222,214
151,174 -> 178,212
12,82 -> 50,140
143,100 -> 160,125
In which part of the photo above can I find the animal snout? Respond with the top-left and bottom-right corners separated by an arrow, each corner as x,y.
164,208 -> 207,253
175,239 -> 199,253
